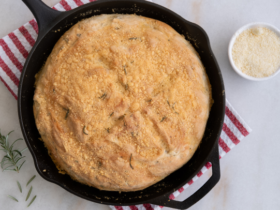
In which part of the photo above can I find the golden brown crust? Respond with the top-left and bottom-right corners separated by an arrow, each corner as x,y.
33,14 -> 212,191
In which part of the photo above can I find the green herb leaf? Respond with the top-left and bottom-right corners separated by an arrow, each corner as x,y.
83,126 -> 88,135
129,37 -> 138,40
26,175 -> 36,187
118,115 -> 125,120
63,108 -> 70,120
123,65 -> 127,75
7,195 -> 18,202
17,181 -> 22,193
9,138 -> 22,151
129,154 -> 134,169
13,149 -> 22,157
170,102 -> 179,114
105,128 -> 110,133
21,148 -> 28,153
18,160 -> 26,171
167,100 -> 170,107
160,116 -> 167,122
99,93 -> 107,100
63,37 -> 69,43
26,186 -> 33,201
109,112 -> 114,117
27,195 -> 36,207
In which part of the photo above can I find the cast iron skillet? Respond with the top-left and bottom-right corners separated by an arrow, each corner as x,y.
18,0 -> 225,209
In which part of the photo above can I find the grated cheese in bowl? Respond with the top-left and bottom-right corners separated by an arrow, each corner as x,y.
229,23 -> 280,80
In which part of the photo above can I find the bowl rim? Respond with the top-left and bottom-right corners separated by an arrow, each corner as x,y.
228,22 -> 280,81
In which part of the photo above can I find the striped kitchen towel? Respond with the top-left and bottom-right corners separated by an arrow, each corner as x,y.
0,0 -> 252,210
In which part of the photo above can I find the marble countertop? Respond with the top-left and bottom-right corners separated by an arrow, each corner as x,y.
1,0 -> 280,209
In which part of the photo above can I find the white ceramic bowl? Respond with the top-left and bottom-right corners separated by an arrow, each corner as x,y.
228,22 -> 280,81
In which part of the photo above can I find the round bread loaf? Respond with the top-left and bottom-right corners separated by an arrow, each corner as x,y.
33,14 -> 211,191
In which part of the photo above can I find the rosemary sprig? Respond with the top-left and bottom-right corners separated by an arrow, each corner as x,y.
0,131 -> 26,173
26,186 -> 33,201
27,195 -> 36,207
17,181 -> 22,193
7,195 -> 18,202
26,175 -> 36,187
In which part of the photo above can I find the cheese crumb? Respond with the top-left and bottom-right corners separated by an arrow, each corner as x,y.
252,27 -> 263,36
232,27 -> 280,78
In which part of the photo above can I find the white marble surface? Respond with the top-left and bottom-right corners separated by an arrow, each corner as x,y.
1,0 -> 280,209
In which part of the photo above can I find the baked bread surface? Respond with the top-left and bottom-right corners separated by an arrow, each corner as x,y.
33,14 -> 211,191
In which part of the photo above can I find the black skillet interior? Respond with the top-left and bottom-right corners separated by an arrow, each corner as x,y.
18,0 -> 225,208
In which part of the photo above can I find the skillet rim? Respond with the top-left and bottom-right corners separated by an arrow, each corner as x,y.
18,0 -> 225,207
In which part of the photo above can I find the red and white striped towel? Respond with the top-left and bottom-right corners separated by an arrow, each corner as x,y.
0,0 -> 252,210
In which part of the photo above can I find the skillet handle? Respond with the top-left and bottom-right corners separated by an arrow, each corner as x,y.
22,0 -> 62,35
149,144 -> 220,209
